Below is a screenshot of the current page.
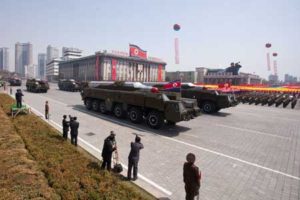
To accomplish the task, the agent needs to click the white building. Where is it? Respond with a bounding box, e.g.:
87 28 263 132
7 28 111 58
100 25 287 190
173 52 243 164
62 47 82 61
46 58 61 81
0 47 9 71
25 64 37 79
47 45 59 63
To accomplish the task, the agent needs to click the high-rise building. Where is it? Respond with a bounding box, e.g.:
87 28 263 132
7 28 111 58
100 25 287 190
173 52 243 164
0 47 9 71
38 53 47 79
15 42 33 76
284 74 297 83
46 45 59 64
62 47 82 61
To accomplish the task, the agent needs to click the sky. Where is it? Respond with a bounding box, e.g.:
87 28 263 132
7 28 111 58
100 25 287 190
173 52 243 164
0 0 299 80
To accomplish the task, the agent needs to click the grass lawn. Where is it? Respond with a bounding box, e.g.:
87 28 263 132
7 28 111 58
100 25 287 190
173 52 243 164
0 93 156 200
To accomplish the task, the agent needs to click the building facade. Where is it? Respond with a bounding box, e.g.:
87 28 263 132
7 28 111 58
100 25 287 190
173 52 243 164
25 64 37 79
284 74 297 83
15 42 33 76
165 71 198 82
59 52 166 82
38 53 47 79
46 58 61 81
0 47 9 71
62 47 82 61
46 45 59 64
268 74 279 84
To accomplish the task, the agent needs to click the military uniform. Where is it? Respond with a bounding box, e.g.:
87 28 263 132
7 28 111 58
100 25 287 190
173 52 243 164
127 138 144 180
70 118 79 146
183 162 201 200
45 102 49 119
15 90 24 108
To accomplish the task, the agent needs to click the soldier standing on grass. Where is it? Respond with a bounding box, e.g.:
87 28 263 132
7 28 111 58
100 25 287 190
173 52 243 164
101 131 116 171
15 89 24 108
45 101 49 119
62 115 70 139
70 116 79 146
127 135 144 181
183 153 201 200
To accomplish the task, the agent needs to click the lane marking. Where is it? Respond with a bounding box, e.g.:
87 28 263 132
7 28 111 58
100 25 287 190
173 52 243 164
215 124 289 140
27 94 300 181
29 105 172 196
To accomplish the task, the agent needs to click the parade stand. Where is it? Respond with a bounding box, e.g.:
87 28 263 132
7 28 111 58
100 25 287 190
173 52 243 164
11 104 30 118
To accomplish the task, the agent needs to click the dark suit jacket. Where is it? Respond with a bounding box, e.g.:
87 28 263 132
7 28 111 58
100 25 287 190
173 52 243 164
70 120 79 136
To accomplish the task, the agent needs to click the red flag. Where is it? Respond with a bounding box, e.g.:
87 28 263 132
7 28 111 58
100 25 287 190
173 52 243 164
129 44 147 59
163 80 181 92
112 59 117 80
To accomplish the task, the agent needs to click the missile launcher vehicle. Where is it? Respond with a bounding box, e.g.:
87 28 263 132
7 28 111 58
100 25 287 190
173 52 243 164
81 81 200 129
58 79 80 92
26 79 49 93
9 78 22 86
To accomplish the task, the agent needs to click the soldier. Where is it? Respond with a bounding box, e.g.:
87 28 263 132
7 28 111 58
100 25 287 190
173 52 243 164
127 135 144 181
70 116 79 146
45 101 49 119
15 89 24 108
183 153 201 200
62 115 70 139
101 131 117 171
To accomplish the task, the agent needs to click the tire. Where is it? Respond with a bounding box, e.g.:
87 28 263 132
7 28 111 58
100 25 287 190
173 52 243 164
92 100 99 111
113 104 124 118
85 99 92 110
99 101 107 114
202 101 216 113
129 107 143 123
147 111 163 129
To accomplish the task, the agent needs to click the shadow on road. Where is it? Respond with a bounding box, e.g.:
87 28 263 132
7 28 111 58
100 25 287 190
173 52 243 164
209 111 231 117
71 104 191 137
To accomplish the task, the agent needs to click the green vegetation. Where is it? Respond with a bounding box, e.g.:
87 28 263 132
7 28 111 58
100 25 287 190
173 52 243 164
0 94 156 200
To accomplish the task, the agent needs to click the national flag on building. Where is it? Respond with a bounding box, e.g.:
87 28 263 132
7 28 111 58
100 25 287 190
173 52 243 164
129 44 147 59
163 80 181 92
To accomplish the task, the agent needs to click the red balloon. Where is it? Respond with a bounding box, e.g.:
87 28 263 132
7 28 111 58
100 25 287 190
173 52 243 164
173 24 180 31
265 43 271 48
273 53 278 57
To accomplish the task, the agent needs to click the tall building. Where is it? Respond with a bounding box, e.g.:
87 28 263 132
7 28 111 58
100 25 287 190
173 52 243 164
46 45 59 64
15 42 33 76
62 47 82 61
0 47 10 71
284 74 297 83
25 64 37 78
38 53 47 79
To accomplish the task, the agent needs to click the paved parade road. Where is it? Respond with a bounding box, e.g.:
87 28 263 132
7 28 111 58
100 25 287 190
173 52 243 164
8 83 300 200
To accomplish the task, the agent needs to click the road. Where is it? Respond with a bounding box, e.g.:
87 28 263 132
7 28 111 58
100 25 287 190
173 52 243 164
7 83 300 200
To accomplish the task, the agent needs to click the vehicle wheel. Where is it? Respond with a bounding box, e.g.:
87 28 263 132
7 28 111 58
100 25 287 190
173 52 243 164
85 99 92 110
92 100 99 111
129 107 143 123
202 101 216 113
147 111 163 129
99 101 107 114
113 104 124 118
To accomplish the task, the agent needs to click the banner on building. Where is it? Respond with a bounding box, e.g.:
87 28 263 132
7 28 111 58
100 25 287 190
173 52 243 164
95 55 100 80
158 64 163 81
129 44 147 59
112 59 117 81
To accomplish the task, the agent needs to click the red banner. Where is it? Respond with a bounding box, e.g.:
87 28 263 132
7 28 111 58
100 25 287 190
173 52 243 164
157 65 162 81
129 44 147 59
95 55 100 80
112 59 117 81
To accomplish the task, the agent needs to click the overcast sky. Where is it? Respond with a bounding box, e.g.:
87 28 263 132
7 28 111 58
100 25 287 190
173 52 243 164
1 0 299 80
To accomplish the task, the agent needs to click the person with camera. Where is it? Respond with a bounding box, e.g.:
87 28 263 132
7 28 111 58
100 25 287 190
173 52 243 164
127 134 144 181
101 131 117 171
62 115 70 139
70 116 79 146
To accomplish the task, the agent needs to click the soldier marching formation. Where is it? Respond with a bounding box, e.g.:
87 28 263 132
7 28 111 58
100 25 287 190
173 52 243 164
236 91 299 109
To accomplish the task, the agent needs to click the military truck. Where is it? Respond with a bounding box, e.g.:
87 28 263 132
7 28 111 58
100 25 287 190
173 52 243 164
58 79 80 92
9 78 22 86
26 79 49 93
144 82 237 113
81 81 200 129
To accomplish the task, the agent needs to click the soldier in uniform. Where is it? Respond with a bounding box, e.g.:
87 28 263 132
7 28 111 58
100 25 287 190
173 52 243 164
101 131 117 171
62 115 70 139
183 153 201 200
45 101 49 119
127 135 144 181
70 116 79 146
15 89 24 108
